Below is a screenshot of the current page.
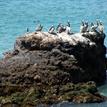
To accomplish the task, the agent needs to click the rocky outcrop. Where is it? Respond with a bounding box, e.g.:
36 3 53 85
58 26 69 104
0 82 105 107
0 31 106 106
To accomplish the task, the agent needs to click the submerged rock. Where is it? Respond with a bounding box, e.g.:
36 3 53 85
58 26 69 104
0 31 106 106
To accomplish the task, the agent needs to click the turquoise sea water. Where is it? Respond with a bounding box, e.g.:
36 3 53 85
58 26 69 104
0 0 107 106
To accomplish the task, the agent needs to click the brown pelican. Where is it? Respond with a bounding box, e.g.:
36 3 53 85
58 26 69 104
98 21 104 34
56 23 62 33
90 22 98 32
84 21 89 32
57 23 65 33
80 21 85 33
48 25 55 34
35 24 43 32
66 21 71 34
26 28 29 32
67 20 70 27
80 21 88 33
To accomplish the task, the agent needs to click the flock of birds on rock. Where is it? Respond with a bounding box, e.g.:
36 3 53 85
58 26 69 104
35 21 72 35
27 20 104 35
80 20 104 34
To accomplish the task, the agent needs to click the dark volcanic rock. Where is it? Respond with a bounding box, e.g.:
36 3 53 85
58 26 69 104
0 31 106 106
0 32 106 85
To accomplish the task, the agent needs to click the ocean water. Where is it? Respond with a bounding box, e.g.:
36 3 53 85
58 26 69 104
0 0 107 106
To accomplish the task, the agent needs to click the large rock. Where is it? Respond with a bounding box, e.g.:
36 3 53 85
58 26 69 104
0 31 106 106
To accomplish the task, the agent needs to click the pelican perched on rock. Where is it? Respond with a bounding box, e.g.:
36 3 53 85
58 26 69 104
56 23 65 33
80 21 85 33
67 20 70 27
96 20 99 27
48 25 55 34
56 23 62 33
90 22 98 32
80 21 88 33
35 24 43 32
26 28 29 33
98 21 104 34
89 22 99 35
65 21 71 34
84 21 89 32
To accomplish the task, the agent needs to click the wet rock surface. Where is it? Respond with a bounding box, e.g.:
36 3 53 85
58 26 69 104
0 31 106 106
